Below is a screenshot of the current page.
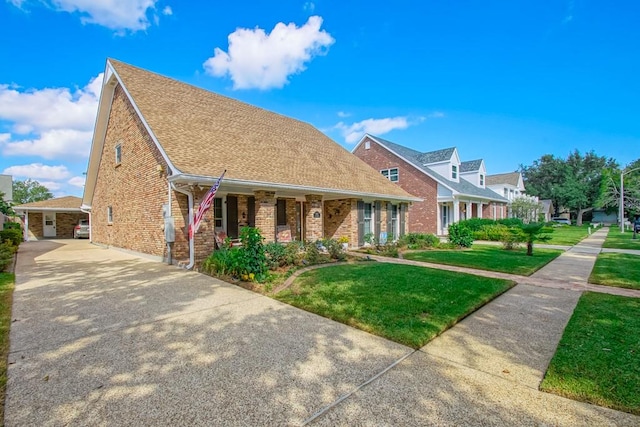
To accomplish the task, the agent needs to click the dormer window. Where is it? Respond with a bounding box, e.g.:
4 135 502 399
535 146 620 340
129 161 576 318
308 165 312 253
480 174 484 186
451 165 458 180
381 168 399 182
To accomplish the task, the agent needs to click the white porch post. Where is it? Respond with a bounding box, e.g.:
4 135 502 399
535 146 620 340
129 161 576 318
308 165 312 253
453 200 460 224
436 203 442 235
24 212 29 242
477 202 483 219
465 202 472 220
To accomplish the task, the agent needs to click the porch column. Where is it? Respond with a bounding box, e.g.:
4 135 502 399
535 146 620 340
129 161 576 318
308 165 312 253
436 203 442 235
254 190 276 242
453 200 460 224
477 202 483 219
305 194 323 241
24 212 29 242
465 202 472 220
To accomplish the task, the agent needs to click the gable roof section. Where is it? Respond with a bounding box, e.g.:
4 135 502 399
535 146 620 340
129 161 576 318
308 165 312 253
417 147 455 165
486 172 521 187
460 159 483 173
14 196 82 211
362 135 507 202
87 59 415 203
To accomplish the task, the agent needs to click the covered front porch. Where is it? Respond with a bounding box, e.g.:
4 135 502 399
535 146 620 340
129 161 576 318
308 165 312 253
437 198 507 235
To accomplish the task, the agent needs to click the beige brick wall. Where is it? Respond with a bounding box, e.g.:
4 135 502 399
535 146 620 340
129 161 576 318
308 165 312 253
58 212 88 238
305 194 323 241
26 212 43 240
254 191 276 242
90 84 174 259
323 199 353 244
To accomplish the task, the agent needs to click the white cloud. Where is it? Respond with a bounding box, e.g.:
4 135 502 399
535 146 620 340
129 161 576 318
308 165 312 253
3 163 71 180
203 15 334 90
303 2 315 13
337 111 351 118
2 129 94 159
0 74 101 160
38 180 62 191
336 117 416 144
162 5 172 15
68 176 86 187
428 111 445 118
8 1 168 33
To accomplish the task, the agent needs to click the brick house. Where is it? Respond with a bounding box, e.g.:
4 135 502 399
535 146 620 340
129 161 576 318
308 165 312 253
81 59 418 268
13 196 89 241
353 135 509 235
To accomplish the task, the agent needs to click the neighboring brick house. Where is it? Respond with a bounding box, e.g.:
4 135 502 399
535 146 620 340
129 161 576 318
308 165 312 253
353 135 509 235
13 196 89 241
82 59 419 268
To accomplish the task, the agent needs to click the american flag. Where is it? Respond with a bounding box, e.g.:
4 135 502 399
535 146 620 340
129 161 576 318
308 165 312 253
189 170 226 238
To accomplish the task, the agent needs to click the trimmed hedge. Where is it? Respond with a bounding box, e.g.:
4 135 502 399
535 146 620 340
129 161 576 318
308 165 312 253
0 229 21 247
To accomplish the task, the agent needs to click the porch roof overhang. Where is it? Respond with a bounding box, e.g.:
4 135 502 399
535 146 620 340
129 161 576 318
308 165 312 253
14 207 83 214
169 174 422 204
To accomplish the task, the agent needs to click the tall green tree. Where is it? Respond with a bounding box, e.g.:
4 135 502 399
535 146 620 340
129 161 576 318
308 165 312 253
598 158 640 221
521 150 617 225
12 179 53 205
0 191 14 216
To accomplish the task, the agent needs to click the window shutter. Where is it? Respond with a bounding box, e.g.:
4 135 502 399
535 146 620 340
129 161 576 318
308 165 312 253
399 204 406 237
386 202 393 241
357 201 365 246
374 201 382 242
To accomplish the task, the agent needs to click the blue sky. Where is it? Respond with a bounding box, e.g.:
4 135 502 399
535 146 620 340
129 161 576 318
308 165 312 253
1 0 639 197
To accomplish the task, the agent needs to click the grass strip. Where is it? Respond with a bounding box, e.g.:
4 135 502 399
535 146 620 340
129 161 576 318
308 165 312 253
275 263 514 348
602 228 640 250
403 244 562 276
589 252 640 290
0 273 15 424
541 292 640 415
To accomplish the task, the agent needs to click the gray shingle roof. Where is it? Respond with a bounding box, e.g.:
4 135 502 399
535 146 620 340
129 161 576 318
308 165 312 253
367 135 508 202
460 159 483 173
418 147 455 164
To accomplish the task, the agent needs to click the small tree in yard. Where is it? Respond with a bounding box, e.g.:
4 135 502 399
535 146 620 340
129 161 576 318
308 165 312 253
509 197 543 224
520 223 552 256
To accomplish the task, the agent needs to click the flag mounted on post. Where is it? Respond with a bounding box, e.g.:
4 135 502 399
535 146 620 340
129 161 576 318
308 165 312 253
189 170 226 238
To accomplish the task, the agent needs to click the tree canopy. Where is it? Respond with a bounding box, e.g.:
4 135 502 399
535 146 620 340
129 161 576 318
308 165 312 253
598 158 640 221
0 191 14 216
520 150 617 225
12 179 53 205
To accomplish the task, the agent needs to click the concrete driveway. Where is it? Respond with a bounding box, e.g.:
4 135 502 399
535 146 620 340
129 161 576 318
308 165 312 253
5 240 411 426
5 240 639 426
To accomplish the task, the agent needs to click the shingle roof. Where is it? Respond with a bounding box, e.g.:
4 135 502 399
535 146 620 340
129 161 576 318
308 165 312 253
417 147 455 164
486 172 521 187
14 196 82 210
109 60 414 200
368 135 508 201
460 159 483 173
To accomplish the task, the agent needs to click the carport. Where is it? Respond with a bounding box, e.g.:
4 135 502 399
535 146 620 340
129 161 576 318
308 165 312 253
13 196 89 241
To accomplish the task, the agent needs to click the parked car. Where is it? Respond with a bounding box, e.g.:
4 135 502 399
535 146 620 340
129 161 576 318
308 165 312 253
551 217 571 225
73 219 90 239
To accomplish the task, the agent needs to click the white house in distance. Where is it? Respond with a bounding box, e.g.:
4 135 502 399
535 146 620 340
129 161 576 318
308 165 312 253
486 172 526 201
0 174 12 229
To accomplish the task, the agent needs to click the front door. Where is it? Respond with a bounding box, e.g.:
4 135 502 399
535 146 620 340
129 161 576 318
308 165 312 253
43 213 56 237
227 196 238 239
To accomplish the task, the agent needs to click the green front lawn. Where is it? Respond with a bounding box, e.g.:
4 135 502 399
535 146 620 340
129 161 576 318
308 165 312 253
403 244 562 276
544 225 591 246
589 252 640 290
275 263 514 348
541 292 640 415
0 273 15 423
603 228 640 250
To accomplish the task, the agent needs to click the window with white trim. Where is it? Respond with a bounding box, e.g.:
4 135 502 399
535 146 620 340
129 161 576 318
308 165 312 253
380 168 399 182
451 165 458 179
363 203 373 236
213 198 223 228
107 206 113 224
480 174 484 186
115 143 122 165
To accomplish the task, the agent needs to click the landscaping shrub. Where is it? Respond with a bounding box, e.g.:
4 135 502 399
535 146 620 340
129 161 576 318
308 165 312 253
458 218 498 232
448 223 474 248
2 222 20 231
502 227 525 250
238 227 268 281
474 224 511 241
264 242 287 269
0 229 21 247
0 242 17 272
399 232 440 249
304 241 322 264
320 238 346 261
202 245 241 276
